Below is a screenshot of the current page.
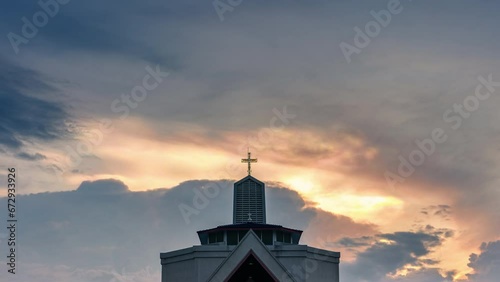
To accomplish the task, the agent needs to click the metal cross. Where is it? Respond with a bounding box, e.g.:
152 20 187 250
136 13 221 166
241 150 258 176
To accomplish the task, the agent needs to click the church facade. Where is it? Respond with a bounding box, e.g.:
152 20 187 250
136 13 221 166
160 153 340 281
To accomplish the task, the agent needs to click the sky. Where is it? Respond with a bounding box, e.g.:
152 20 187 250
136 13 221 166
0 0 499 281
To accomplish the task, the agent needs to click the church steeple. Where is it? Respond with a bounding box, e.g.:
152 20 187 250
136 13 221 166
233 151 266 224
196 152 304 245
163 152 340 282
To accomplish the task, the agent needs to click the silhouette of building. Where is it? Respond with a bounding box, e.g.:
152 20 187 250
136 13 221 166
160 152 340 281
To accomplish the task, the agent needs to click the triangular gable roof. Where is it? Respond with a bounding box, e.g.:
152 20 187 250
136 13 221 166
234 175 265 186
207 230 296 282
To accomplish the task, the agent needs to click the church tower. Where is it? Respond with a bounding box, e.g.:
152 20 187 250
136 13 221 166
233 151 266 224
160 152 340 282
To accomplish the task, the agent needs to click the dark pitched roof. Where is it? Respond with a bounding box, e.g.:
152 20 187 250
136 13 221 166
197 222 302 234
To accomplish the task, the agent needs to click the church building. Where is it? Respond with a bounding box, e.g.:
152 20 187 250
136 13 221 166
160 152 340 281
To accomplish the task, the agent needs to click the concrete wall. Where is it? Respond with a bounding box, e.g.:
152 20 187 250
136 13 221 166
161 244 340 282
271 245 340 282
195 257 228 282
161 246 231 282
162 259 196 282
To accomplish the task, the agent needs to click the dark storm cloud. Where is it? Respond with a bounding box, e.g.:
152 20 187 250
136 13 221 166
0 178 374 281
336 236 373 248
340 230 455 282
0 58 71 150
0 0 196 67
36 14 178 68
465 241 500 282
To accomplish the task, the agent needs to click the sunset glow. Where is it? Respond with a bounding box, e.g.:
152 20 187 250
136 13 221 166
1 1 499 281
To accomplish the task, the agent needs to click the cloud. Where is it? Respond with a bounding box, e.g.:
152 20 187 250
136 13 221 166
9 177 473 282
421 205 452 219
390 268 454 282
340 229 454 282
0 262 159 282
76 179 130 194
336 236 373 248
0 178 375 281
0 57 72 150
0 1 499 280
466 241 500 282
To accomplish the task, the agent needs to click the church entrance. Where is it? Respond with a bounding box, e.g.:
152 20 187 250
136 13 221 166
226 253 277 282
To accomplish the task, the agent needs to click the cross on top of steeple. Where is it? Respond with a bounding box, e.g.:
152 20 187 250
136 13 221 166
241 150 258 176
234 151 265 224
